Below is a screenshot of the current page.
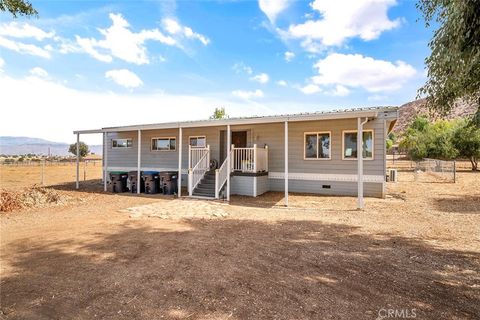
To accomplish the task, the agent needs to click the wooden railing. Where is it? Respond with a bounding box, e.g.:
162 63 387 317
188 145 210 196
231 144 268 173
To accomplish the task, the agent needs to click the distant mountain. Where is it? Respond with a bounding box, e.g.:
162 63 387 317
393 98 478 134
0 136 102 156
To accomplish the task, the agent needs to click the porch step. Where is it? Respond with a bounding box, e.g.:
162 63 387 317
191 170 216 198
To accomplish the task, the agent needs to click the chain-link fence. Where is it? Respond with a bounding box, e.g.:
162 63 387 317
0 160 103 188
414 158 456 183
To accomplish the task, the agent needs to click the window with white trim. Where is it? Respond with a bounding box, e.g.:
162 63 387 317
343 130 374 159
304 132 331 159
112 138 132 148
151 137 176 151
189 136 206 148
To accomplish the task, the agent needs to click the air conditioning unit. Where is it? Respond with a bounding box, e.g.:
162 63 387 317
388 169 398 182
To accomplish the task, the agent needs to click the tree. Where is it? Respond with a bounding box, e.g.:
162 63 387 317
386 132 396 151
210 107 228 120
452 119 480 170
416 0 480 118
400 116 457 160
69 142 90 158
0 0 38 17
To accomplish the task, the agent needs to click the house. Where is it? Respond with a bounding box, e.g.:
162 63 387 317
73 106 398 208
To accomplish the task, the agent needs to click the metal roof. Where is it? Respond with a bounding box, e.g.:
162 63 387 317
74 106 398 134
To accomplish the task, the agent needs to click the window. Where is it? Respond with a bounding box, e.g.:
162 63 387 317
304 132 331 160
151 137 176 151
112 138 132 148
343 130 374 160
189 136 206 148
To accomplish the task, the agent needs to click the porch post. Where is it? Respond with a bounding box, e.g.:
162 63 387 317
265 145 269 172
226 124 231 201
188 145 192 196
253 144 257 173
104 132 108 192
178 127 182 197
75 133 80 189
284 121 288 207
357 117 364 209
137 130 141 194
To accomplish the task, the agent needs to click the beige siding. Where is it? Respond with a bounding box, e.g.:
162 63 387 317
269 179 383 197
256 176 269 196
231 176 254 196
104 115 388 198
237 117 385 176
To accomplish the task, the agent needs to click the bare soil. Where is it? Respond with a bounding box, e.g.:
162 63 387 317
0 167 479 320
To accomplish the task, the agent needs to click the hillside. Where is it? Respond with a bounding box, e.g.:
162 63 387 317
393 98 478 134
0 136 102 156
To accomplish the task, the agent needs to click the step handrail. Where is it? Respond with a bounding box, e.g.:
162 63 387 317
215 149 232 199
188 145 210 196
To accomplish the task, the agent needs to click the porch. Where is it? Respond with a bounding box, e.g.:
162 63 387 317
188 144 269 199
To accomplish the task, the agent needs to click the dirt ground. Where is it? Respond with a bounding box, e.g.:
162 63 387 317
0 165 479 319
0 162 102 189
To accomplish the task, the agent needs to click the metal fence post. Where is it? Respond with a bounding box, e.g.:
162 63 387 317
453 160 456 183
41 159 45 185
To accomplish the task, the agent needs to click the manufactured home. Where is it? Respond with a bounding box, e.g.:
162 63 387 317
74 107 398 207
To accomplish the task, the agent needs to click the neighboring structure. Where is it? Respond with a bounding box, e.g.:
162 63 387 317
74 107 398 208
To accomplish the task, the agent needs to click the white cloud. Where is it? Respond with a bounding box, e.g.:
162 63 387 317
311 53 416 92
105 69 143 88
368 94 388 101
0 22 55 58
0 57 4 71
29 67 49 78
163 18 210 45
332 85 350 96
259 0 290 24
0 74 280 145
276 80 287 86
75 13 177 65
232 62 253 75
232 89 264 99
284 51 295 62
0 22 55 40
250 73 270 84
0 36 51 58
300 84 321 94
286 0 400 50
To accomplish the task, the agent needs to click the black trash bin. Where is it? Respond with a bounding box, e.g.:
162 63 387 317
108 171 128 193
128 171 144 193
142 171 160 194
159 171 178 195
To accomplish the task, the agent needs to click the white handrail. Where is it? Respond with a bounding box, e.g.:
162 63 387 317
215 149 232 198
188 145 210 195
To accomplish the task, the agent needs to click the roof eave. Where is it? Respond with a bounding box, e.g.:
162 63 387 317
100 109 386 133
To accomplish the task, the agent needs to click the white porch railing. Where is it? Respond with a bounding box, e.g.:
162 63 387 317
215 149 232 199
189 146 210 170
231 144 268 173
188 145 210 196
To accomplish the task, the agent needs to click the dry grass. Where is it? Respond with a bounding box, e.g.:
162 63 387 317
0 163 102 189
0 187 71 212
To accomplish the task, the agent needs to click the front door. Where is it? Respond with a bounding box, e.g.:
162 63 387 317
232 131 247 148
219 130 248 163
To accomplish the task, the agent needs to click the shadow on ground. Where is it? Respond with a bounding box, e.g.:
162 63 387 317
433 195 480 214
1 219 479 320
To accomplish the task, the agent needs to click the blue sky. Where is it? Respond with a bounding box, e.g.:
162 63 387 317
0 0 433 144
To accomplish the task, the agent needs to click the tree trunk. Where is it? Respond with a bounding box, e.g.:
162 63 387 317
470 156 478 171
